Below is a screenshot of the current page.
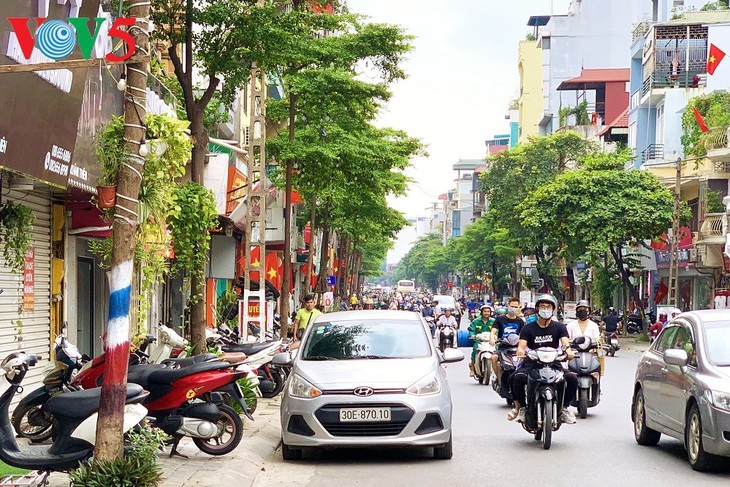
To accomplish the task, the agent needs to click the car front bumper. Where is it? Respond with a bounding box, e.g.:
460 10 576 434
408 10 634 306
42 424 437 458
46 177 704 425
702 402 730 457
281 391 452 448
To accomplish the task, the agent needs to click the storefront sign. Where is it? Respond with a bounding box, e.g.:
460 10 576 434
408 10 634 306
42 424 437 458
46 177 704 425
23 248 34 311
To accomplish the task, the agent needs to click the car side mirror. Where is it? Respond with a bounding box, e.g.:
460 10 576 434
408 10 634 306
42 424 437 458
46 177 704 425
272 352 294 367
664 348 689 367
440 348 464 363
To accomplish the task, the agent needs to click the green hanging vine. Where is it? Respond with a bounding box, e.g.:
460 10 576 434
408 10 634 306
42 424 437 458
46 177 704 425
0 201 35 272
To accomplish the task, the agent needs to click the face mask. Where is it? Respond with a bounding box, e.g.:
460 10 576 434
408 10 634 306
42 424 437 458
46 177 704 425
576 310 589 320
508 307 518 315
538 309 553 320
525 314 538 325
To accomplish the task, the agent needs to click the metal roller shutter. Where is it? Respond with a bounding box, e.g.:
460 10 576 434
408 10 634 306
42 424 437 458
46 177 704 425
0 189 52 394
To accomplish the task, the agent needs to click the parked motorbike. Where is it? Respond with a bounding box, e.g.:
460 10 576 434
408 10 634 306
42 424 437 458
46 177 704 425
568 336 601 419
0 352 147 471
491 334 520 404
123 360 251 456
12 332 89 443
221 340 286 399
602 331 620 357
520 347 569 450
438 323 455 353
472 332 493 385
625 313 643 334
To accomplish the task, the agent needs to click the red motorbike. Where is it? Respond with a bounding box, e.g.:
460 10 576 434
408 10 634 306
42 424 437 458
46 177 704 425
74 357 252 456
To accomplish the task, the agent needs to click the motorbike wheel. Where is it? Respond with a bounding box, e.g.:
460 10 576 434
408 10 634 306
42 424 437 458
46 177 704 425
260 369 286 399
608 347 616 357
439 341 446 353
192 404 243 456
481 359 490 386
578 389 588 419
12 403 53 443
541 398 553 450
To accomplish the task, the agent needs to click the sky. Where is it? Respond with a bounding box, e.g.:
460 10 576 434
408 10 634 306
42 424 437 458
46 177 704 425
346 0 572 264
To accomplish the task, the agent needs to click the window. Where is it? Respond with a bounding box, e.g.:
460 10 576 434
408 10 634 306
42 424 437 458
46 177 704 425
669 325 696 367
653 326 679 354
703 321 730 366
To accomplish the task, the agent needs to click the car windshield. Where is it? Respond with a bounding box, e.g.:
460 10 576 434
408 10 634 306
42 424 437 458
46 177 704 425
703 321 730 366
301 320 431 360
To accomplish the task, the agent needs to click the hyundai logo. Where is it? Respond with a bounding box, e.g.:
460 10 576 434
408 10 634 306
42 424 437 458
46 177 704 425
353 386 374 397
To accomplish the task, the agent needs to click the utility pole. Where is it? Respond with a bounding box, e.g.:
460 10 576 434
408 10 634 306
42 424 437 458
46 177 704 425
94 3 150 460
668 157 682 309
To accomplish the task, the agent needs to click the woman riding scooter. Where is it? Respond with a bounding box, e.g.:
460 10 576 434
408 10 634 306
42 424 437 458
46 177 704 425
468 305 495 378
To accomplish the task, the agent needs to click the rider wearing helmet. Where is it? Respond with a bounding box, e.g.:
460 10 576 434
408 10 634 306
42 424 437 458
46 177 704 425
566 300 601 341
508 294 578 424
490 297 525 387
649 312 667 340
468 305 495 378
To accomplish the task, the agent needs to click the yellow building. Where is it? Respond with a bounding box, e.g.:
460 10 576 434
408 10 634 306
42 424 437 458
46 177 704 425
517 40 543 143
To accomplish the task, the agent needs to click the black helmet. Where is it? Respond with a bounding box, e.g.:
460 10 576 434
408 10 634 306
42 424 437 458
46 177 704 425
535 293 558 310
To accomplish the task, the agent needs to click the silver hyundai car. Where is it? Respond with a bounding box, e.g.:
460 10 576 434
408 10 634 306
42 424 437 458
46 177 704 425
278 310 463 460
632 309 730 470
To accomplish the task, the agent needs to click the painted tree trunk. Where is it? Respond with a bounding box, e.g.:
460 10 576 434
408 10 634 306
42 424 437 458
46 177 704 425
315 211 330 296
94 5 149 460
189 125 208 355
305 194 316 294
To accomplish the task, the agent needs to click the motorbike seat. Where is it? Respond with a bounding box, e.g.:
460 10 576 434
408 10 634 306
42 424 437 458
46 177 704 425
160 353 219 368
221 341 275 355
44 384 145 419
145 360 232 385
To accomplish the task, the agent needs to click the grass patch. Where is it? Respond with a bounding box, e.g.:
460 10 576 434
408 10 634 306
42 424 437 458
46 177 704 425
0 462 29 476
635 333 650 343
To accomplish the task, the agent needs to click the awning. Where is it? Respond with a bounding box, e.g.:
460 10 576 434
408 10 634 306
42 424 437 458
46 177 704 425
557 68 630 91
597 107 630 137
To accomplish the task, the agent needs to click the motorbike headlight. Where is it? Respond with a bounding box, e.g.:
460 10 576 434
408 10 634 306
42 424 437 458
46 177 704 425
536 349 558 363
406 372 441 396
707 390 730 411
288 373 322 398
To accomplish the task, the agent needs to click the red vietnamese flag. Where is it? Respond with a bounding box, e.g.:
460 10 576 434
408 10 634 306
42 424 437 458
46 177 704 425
266 252 281 290
309 1 334 13
707 43 726 75
654 282 669 304
249 246 262 281
692 106 709 133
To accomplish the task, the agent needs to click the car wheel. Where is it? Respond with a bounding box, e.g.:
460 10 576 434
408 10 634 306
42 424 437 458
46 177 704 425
686 403 717 471
633 388 660 446
281 437 302 461
433 434 452 460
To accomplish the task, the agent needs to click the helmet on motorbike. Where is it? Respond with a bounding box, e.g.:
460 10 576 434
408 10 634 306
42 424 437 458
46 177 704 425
535 294 558 311
576 299 590 311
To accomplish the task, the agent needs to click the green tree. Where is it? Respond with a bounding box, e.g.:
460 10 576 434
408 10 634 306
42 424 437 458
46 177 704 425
520 150 675 320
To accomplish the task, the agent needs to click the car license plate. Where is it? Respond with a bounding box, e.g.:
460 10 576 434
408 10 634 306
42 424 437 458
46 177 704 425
339 407 391 422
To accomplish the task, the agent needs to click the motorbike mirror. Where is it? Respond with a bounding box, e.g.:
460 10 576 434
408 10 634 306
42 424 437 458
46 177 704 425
664 348 689 367
272 352 293 367
440 348 464 363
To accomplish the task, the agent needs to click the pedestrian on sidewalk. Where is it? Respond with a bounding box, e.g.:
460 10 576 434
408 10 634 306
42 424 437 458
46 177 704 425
292 294 322 342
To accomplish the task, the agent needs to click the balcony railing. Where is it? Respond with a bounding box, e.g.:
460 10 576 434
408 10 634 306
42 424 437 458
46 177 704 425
705 127 730 152
699 213 727 244
642 143 664 163
631 21 652 44
641 70 705 96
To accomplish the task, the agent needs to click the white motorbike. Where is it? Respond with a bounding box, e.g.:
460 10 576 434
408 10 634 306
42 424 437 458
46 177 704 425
438 324 455 353
472 332 494 385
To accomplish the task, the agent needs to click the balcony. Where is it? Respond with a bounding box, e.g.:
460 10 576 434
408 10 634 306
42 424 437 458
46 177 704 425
698 213 727 246
705 126 730 163
642 143 664 164
631 21 652 45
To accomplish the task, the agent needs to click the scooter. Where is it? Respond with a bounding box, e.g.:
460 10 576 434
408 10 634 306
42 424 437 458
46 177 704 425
472 332 493 385
568 336 601 419
424 315 436 338
491 334 520 405
12 333 88 442
438 324 455 353
0 352 147 471
625 313 643 334
221 340 285 398
602 331 620 357
520 347 569 450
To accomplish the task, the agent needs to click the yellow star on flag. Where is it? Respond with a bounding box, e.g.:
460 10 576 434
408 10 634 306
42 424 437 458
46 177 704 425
710 55 716 63
267 267 278 279
251 259 260 267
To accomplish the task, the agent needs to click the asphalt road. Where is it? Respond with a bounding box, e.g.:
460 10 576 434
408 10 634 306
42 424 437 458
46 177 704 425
254 339 730 487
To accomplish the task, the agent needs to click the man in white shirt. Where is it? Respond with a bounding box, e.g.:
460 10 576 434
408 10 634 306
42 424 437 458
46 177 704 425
437 308 459 348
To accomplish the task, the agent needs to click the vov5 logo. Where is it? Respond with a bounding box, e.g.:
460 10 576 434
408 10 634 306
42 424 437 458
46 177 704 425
7 17 136 62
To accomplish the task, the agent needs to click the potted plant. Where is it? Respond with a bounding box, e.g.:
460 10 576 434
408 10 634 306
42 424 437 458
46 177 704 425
95 117 126 209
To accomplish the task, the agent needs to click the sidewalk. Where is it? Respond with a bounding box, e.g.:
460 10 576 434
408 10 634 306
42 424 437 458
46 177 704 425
45 397 282 487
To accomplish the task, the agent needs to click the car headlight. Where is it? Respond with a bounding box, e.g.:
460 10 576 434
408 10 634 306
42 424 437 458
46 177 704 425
406 372 441 396
707 390 730 411
288 373 322 398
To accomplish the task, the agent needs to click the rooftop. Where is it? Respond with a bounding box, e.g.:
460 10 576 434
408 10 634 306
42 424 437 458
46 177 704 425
597 107 629 137
452 159 485 171
557 68 630 91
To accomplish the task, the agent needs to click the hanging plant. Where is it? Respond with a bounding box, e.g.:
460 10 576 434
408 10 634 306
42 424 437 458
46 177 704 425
168 182 219 297
0 201 35 272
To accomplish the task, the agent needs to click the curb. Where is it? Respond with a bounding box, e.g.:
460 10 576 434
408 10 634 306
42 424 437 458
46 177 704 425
45 397 282 487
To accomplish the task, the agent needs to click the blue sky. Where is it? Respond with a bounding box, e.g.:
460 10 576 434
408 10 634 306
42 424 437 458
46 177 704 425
346 0 572 263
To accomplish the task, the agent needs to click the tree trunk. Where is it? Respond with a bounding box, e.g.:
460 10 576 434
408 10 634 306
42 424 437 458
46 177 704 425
280 92 297 338
351 250 361 299
94 5 149 460
610 243 646 331
305 194 316 294
336 235 348 300
315 209 330 296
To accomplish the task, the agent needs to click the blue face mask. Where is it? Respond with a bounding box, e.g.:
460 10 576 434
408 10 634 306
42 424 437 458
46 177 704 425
525 314 538 325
